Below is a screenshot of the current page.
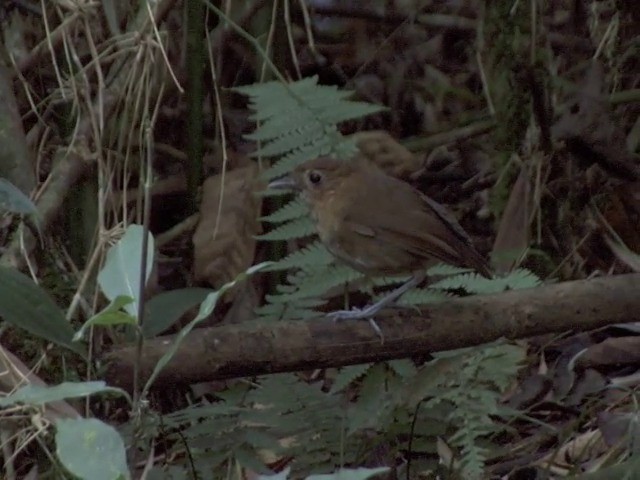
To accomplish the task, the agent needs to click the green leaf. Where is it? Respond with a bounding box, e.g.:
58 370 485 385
97 224 154 319
56 418 130 480
0 381 130 407
143 287 212 338
142 262 273 396
0 177 38 215
330 364 372 394
306 467 390 480
387 359 418 378
0 266 84 355
234 76 384 180
73 296 136 341
256 467 290 479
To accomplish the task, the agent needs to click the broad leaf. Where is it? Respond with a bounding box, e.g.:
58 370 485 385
0 266 84 355
56 418 130 480
142 262 272 395
73 296 136 341
143 287 212 338
0 381 129 407
0 177 37 215
97 224 154 319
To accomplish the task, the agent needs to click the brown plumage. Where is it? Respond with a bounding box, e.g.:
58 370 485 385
272 155 490 277
269 155 491 322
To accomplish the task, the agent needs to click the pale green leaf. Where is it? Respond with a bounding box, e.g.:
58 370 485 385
97 224 154 318
306 467 390 480
56 418 130 480
73 296 135 341
0 177 37 215
0 381 129 407
142 262 272 395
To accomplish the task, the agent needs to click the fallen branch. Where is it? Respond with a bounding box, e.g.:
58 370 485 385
104 274 640 391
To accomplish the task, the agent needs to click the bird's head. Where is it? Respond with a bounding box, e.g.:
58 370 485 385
268 156 358 205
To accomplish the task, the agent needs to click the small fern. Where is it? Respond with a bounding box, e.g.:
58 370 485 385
255 216 315 241
255 296 325 321
429 268 542 294
330 363 374 394
233 76 384 180
260 198 308 223
264 265 364 306
263 240 334 272
405 343 526 478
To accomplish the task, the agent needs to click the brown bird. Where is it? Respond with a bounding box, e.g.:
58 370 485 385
269 154 491 322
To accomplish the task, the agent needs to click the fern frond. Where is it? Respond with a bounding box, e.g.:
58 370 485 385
264 240 333 272
234 76 384 179
260 198 308 223
347 363 393 432
330 364 374 394
256 216 315 240
263 137 353 180
387 359 418 378
427 263 475 276
252 124 331 158
430 268 541 294
398 288 451 306
287 264 364 301
255 297 325 321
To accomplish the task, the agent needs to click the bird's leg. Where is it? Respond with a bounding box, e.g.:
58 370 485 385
328 272 424 322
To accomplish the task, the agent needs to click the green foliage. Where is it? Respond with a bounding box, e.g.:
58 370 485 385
163 373 352 476
415 344 526 479
233 76 384 180
97 224 154 318
56 418 130 480
256 216 316 240
157 342 524 478
1 382 131 480
263 240 334 272
143 287 212 338
0 381 129 408
0 266 85 355
0 177 38 216
428 267 542 294
260 198 309 223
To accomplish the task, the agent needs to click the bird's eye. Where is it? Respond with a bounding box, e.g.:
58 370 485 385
307 170 323 186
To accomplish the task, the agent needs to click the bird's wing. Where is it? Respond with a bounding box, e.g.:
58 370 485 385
344 174 490 276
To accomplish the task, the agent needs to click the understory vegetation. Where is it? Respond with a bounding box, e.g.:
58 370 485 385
1 1 639 479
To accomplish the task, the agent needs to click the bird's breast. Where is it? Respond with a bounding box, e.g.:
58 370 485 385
309 189 345 244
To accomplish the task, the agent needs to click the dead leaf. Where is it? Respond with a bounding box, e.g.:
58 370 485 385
575 336 640 370
350 130 421 178
491 156 534 273
192 162 263 290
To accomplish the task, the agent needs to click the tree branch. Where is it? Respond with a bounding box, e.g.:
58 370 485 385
104 274 640 391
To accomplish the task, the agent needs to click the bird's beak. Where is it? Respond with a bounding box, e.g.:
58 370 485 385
268 175 298 191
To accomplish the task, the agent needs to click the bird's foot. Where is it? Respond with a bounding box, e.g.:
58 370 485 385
327 306 377 321
328 307 384 342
